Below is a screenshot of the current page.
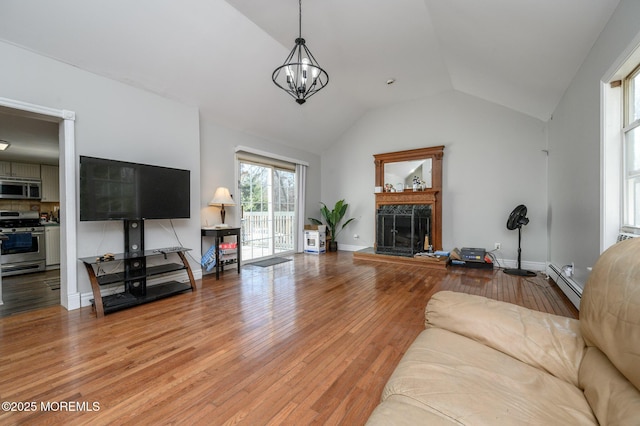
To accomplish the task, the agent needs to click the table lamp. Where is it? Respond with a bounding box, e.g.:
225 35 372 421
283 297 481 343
209 187 235 224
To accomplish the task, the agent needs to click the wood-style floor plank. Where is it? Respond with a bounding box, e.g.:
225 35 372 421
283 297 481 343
0 252 577 425
0 269 61 317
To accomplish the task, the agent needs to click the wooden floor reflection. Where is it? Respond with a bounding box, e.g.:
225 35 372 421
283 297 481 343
0 269 60 317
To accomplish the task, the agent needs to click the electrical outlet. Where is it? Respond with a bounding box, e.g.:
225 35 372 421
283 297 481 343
562 263 574 277
494 242 501 250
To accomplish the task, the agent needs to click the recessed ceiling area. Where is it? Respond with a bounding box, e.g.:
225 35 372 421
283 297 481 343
0 109 59 165
0 0 620 154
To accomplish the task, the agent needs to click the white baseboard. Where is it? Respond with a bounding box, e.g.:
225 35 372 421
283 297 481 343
493 258 547 272
64 292 82 310
547 263 582 310
337 243 368 252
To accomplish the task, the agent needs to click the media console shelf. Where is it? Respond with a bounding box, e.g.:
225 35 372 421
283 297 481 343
80 220 196 317
81 247 196 317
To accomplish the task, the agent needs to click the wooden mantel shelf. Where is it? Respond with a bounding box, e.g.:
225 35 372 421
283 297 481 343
375 189 438 204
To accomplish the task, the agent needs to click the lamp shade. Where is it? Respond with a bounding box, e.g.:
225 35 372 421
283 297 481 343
209 187 235 206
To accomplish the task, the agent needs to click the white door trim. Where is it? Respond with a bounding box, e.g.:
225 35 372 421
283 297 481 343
0 96 79 311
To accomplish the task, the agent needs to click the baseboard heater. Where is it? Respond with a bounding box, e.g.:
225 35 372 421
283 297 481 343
547 232 640 310
548 263 582 309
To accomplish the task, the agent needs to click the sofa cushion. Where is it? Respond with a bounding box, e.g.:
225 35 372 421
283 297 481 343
425 290 585 386
379 327 596 425
580 237 640 390
366 395 460 425
579 346 640 424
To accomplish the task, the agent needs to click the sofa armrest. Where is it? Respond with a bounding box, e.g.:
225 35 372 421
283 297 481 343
425 290 585 386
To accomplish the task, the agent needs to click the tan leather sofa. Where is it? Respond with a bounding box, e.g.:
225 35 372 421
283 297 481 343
367 237 640 425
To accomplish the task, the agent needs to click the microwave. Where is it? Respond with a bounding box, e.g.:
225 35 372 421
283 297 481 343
0 179 42 200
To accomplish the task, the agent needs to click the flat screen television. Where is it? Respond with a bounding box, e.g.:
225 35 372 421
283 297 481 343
80 156 190 221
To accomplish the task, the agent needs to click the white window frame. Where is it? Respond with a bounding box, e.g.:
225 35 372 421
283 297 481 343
622 64 640 229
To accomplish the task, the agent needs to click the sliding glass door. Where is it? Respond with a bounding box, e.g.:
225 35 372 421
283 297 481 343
239 160 296 262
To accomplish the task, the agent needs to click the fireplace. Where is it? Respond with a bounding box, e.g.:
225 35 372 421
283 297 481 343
376 205 431 256
373 146 444 252
354 145 444 266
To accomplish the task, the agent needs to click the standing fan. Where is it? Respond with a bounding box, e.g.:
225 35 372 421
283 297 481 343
504 205 536 277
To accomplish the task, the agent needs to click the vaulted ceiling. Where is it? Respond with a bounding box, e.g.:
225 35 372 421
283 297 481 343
0 0 620 154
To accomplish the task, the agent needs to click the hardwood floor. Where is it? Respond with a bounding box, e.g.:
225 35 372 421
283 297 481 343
0 252 577 425
0 270 61 317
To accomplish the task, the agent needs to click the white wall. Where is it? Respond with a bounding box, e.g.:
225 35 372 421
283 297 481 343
548 0 640 286
0 41 201 300
322 90 548 268
199 119 321 234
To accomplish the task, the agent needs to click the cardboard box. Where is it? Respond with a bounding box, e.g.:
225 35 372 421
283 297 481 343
303 230 326 254
304 224 327 233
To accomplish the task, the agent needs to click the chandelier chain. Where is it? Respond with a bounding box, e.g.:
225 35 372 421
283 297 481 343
298 0 302 39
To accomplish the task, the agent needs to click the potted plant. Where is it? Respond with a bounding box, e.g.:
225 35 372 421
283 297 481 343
308 199 355 252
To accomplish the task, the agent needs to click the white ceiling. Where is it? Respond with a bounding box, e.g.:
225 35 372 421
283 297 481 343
0 0 620 155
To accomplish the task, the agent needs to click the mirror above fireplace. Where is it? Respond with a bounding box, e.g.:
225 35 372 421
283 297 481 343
384 158 432 190
374 145 443 190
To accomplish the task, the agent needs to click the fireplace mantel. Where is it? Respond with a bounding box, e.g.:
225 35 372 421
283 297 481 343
375 190 438 205
373 146 444 251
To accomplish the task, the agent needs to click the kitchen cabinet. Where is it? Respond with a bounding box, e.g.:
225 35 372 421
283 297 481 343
12 162 41 178
0 161 41 178
40 165 60 202
45 225 61 267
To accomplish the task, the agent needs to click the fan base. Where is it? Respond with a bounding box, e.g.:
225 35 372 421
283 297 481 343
504 268 537 277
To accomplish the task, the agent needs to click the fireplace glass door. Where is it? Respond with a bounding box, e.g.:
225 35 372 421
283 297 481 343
376 205 431 256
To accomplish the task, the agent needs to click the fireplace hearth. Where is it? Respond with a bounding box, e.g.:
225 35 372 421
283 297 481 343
376 205 431 256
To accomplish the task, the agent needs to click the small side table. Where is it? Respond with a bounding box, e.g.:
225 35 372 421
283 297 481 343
201 227 241 280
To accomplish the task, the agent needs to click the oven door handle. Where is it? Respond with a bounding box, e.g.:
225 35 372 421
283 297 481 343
18 231 44 236
2 230 45 237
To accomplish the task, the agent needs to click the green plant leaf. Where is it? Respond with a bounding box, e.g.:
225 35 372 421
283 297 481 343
308 199 355 241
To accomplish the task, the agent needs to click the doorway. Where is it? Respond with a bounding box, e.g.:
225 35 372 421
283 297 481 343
0 97 78 315
239 159 296 262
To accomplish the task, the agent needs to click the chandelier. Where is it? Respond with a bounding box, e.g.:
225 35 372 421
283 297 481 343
272 0 329 105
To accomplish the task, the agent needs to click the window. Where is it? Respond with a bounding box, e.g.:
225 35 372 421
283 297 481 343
237 155 297 261
623 64 640 228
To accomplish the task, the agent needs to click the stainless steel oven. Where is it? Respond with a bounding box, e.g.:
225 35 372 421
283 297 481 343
0 211 45 276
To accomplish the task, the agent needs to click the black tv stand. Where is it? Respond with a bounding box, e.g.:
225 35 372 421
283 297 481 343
80 220 196 317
